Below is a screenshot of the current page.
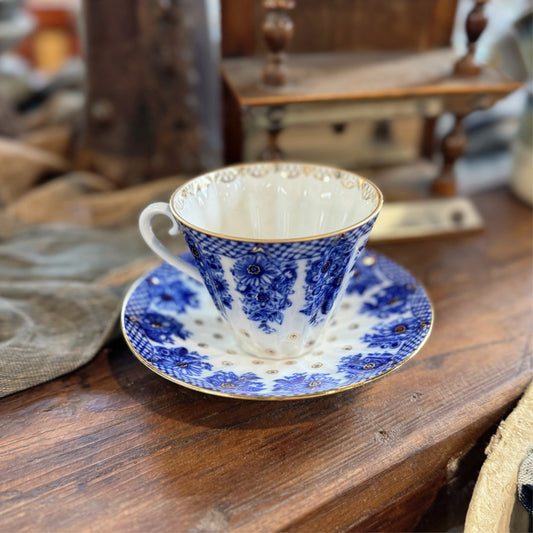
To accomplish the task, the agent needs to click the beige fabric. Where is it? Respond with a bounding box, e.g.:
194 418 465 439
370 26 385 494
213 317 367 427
464 380 533 533
0 280 119 395
0 215 188 398
0 137 69 204
0 133 190 397
5 171 185 227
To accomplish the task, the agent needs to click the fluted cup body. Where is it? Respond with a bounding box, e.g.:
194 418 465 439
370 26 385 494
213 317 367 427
140 162 383 359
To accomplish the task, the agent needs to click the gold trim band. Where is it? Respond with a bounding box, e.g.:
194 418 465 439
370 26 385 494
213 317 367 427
169 162 384 244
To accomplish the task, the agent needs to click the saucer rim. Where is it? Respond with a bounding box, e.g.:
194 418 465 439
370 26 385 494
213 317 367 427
120 255 434 401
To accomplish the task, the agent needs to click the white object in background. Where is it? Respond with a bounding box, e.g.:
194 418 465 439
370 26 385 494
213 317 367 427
370 197 485 242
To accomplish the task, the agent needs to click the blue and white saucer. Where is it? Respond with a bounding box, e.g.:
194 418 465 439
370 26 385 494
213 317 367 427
121 251 433 400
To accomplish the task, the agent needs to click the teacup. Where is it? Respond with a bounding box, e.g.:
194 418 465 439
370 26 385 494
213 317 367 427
139 162 383 359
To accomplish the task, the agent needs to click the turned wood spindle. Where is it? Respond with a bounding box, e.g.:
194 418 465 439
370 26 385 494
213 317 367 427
259 105 286 160
262 0 295 87
432 115 467 196
454 0 489 76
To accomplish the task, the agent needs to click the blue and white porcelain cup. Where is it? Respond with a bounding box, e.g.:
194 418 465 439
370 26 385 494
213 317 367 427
139 162 383 359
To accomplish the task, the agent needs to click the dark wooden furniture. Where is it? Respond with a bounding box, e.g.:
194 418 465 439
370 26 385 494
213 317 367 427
1 188 532 532
221 0 522 196
80 0 214 186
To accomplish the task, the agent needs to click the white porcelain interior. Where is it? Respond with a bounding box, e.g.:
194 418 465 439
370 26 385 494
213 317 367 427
171 163 382 240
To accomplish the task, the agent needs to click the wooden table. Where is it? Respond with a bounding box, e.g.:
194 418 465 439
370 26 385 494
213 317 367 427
1 188 532 532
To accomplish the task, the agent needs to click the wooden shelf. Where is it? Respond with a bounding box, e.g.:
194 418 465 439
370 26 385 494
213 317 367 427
222 48 522 107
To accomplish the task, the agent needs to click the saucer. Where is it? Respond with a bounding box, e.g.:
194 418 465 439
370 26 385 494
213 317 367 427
121 251 433 400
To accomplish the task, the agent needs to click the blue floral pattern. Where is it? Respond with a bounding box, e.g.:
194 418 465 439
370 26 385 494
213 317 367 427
231 250 297 333
178 215 377 336
134 311 191 342
360 284 416 318
180 225 233 317
300 222 372 326
273 372 341 394
206 371 266 393
122 250 433 399
146 274 199 313
337 352 396 378
361 317 422 350
346 259 381 296
147 346 213 377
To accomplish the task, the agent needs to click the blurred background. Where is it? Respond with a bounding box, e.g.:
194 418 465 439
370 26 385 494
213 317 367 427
0 0 530 224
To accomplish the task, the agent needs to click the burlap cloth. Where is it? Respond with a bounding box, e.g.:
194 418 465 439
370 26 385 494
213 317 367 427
0 171 189 397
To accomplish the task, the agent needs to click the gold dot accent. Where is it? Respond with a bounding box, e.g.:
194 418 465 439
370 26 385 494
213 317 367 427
311 362 323 368
349 323 359 330
309 381 322 387
222 361 233 366
265 349 277 356
266 369 278 374
341 302 351 310
221 383 236 388
198 342 208 348
363 363 375 370
217 317 223 323
420 320 430 331
285 360 297 365
362 255 377 266
343 345 352 351
327 336 337 342
288 334 299 341
240 329 250 338
226 349 237 355
305 340 316 347
252 359 264 365
194 319 204 325
213 333 223 339
331 320 338 327
394 325 407 334
314 350 324 356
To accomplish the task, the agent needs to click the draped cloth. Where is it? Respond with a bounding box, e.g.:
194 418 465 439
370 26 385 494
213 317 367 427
0 173 188 397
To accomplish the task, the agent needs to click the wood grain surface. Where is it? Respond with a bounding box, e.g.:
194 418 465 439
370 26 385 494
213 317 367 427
81 0 210 185
1 188 532 532
221 0 459 57
222 49 522 107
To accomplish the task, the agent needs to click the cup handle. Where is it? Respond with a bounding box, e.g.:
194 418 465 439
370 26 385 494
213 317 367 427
139 202 204 284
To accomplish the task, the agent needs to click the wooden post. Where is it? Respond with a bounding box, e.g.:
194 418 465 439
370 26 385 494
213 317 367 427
432 115 466 196
80 0 217 186
258 105 285 160
262 0 295 87
454 0 489 76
